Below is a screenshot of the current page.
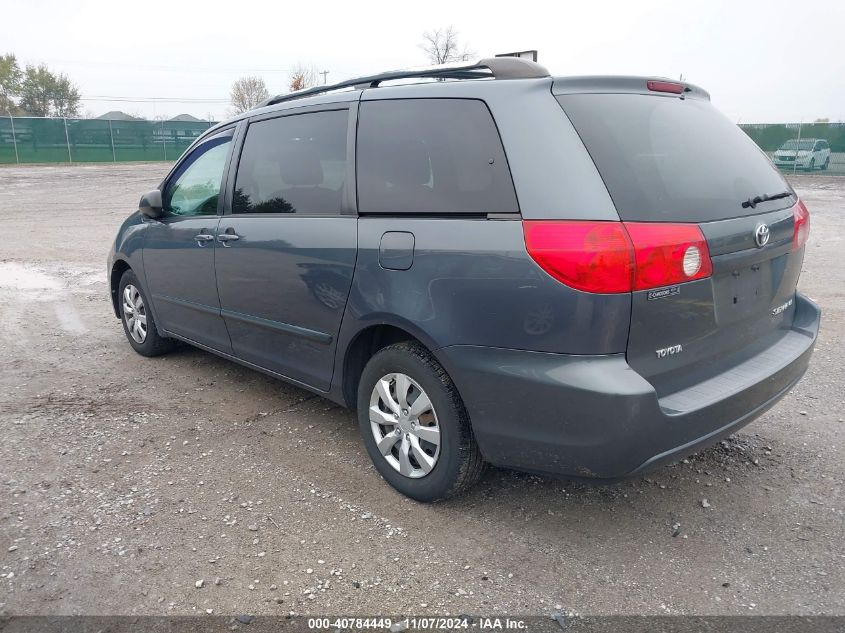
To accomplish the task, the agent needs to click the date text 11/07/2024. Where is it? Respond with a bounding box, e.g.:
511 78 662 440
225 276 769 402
306 617 529 630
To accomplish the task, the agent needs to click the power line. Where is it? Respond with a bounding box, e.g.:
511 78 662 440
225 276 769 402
15 92 229 104
39 58 340 75
80 95 229 103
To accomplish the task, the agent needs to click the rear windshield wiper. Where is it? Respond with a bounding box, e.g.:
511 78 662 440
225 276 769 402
741 190 793 209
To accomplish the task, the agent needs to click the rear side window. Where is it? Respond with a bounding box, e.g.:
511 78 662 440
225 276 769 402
233 110 347 215
357 99 518 214
558 94 792 222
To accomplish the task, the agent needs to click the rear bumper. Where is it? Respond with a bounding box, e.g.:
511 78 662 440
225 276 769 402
440 293 821 479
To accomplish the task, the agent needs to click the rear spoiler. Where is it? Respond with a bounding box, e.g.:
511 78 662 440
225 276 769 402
552 76 710 100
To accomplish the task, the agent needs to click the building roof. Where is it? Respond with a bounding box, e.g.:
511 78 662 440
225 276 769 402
95 110 138 121
168 113 202 122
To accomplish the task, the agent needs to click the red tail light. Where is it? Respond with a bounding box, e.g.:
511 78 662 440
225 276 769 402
624 222 713 290
522 221 633 293
523 221 712 294
792 200 810 251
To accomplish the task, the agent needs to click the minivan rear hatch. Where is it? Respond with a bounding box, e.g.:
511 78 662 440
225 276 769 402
555 83 807 403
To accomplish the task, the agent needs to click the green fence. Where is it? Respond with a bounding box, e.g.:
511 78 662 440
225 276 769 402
739 122 845 175
0 116 217 164
2 115 844 174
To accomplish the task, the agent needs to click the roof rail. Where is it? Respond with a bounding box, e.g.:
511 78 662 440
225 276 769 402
259 57 550 107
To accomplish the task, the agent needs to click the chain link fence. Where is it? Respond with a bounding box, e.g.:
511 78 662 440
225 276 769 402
2 115 844 176
739 121 845 176
0 116 216 164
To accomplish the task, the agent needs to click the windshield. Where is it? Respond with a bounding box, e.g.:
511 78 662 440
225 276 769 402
780 139 815 151
557 94 792 222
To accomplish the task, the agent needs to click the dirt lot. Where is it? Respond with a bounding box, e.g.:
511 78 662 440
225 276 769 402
0 164 842 617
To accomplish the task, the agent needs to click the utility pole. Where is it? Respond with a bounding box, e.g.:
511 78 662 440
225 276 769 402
320 70 330 85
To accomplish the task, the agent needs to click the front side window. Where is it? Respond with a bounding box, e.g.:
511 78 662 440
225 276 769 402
233 110 348 215
164 132 233 217
356 99 518 214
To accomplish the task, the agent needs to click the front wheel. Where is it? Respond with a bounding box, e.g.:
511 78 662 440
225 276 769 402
357 342 484 501
118 270 175 357
806 158 815 171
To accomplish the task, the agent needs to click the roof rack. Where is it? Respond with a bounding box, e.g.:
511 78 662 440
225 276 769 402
259 57 550 107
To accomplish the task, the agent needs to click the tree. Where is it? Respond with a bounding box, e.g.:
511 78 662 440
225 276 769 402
18 65 54 116
17 63 81 117
229 76 269 115
420 26 473 65
0 53 22 114
51 73 81 117
288 64 317 92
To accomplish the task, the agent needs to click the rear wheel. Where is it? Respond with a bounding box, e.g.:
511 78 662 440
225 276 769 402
822 156 830 171
118 270 174 357
357 342 483 501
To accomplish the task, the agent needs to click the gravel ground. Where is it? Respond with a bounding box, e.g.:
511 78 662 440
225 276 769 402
0 164 842 617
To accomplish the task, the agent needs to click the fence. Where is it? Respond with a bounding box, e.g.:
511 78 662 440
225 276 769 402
0 116 217 164
739 121 845 176
2 115 844 175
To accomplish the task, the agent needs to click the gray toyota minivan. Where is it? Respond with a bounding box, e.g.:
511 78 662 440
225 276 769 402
108 58 820 501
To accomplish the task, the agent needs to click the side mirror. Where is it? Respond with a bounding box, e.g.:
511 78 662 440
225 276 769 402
139 190 163 219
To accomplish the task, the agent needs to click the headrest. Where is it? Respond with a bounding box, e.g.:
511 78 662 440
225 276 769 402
378 139 431 187
278 143 323 186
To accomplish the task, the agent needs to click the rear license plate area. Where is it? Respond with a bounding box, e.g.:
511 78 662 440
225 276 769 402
714 264 771 324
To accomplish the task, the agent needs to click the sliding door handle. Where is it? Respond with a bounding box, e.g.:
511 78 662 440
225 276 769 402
217 227 240 247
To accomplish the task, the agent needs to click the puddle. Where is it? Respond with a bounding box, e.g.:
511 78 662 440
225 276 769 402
0 262 62 291
0 262 89 336
54 304 87 335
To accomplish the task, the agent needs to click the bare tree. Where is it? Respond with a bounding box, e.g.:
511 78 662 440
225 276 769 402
288 64 318 92
229 76 269 115
420 26 474 65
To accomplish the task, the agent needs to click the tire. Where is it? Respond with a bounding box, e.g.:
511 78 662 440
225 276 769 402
822 157 830 171
118 269 175 357
357 341 484 501
806 158 815 172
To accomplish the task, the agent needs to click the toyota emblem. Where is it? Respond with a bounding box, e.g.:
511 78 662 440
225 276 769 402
754 223 770 248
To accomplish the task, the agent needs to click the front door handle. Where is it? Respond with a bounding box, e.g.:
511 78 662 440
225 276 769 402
217 231 240 246
194 232 214 245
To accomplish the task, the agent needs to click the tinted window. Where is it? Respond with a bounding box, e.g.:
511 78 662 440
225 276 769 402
233 110 347 215
357 99 518 214
164 133 232 217
558 94 792 222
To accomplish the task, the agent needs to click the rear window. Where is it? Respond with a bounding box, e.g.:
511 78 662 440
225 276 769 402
557 94 792 222
357 99 518 215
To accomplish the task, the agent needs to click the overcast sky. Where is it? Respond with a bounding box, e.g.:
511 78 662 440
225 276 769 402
4 0 843 122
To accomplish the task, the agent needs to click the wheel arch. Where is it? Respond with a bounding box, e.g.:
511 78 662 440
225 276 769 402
110 258 132 318
340 321 445 410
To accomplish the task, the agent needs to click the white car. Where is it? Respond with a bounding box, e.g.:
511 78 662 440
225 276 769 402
773 138 831 171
